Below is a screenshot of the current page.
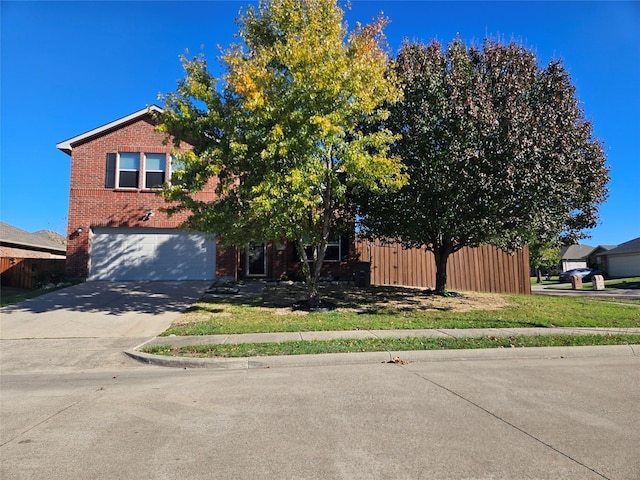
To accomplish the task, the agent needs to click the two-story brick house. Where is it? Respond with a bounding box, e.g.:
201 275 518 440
57 106 353 282
57 105 240 281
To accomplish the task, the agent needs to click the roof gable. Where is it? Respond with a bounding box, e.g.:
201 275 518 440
602 237 640 256
56 105 164 155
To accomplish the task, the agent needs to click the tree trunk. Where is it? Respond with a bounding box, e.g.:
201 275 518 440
433 244 453 295
296 238 317 306
306 170 334 308
536 268 542 283
296 237 326 308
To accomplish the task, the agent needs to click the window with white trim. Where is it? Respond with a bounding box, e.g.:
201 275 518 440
144 153 166 188
324 237 342 262
118 153 140 188
105 152 170 189
303 235 348 263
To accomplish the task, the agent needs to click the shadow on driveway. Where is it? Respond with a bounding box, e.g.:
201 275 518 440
2 281 210 315
0 281 210 339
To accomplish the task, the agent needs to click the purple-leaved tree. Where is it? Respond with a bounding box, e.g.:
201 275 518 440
358 39 609 295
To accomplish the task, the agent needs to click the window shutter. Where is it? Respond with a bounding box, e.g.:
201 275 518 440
105 153 116 188
341 234 350 261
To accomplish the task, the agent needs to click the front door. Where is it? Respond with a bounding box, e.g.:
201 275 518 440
246 242 267 276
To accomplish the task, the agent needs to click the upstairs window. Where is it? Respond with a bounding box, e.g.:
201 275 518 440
170 155 185 187
144 153 166 189
105 152 170 189
118 153 140 188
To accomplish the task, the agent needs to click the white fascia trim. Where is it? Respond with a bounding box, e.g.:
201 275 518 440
56 105 164 155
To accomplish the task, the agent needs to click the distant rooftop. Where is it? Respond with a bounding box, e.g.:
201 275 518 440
0 222 67 254
560 244 595 260
600 237 640 256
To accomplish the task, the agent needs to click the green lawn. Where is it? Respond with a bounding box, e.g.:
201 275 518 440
598 277 640 289
530 276 560 285
1 286 58 307
539 276 640 291
161 283 640 337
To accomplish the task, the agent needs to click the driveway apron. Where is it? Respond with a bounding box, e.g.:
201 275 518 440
0 281 209 339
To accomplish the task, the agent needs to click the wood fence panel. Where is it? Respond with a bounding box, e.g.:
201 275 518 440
1 257 66 289
355 239 530 295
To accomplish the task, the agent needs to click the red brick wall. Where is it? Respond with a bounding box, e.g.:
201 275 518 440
65 114 226 278
215 244 240 278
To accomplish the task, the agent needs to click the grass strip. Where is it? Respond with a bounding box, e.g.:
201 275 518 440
142 333 640 358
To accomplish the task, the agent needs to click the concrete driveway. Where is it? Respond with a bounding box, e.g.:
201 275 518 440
0 281 210 339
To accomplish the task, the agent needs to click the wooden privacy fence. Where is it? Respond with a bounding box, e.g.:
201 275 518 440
354 239 531 295
0 257 66 289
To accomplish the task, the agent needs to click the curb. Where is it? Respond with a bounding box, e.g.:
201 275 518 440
125 344 640 370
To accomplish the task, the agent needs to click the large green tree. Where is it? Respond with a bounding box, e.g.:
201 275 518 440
358 39 609 295
158 0 405 305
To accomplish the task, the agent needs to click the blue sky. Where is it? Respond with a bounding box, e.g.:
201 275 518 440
1 1 638 247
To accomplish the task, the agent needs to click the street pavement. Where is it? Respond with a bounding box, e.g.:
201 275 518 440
1 281 639 479
2 349 639 479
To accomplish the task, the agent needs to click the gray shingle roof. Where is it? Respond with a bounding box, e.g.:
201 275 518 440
594 245 617 251
560 244 595 260
602 237 640 256
0 222 67 254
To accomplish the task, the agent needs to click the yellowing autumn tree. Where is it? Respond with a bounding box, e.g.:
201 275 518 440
158 0 405 306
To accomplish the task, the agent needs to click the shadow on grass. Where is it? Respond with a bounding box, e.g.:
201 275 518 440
259 284 447 313
189 284 449 315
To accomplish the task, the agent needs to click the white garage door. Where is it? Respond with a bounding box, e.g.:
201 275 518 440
607 254 640 278
89 228 216 281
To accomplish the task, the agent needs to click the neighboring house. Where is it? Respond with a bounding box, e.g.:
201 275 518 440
0 222 66 259
586 244 617 274
559 244 595 272
593 237 640 278
1 222 67 288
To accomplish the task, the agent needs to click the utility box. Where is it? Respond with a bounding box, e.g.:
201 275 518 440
354 262 371 288
592 275 605 291
571 275 583 290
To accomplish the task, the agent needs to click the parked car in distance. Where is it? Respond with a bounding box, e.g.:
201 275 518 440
559 268 606 283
